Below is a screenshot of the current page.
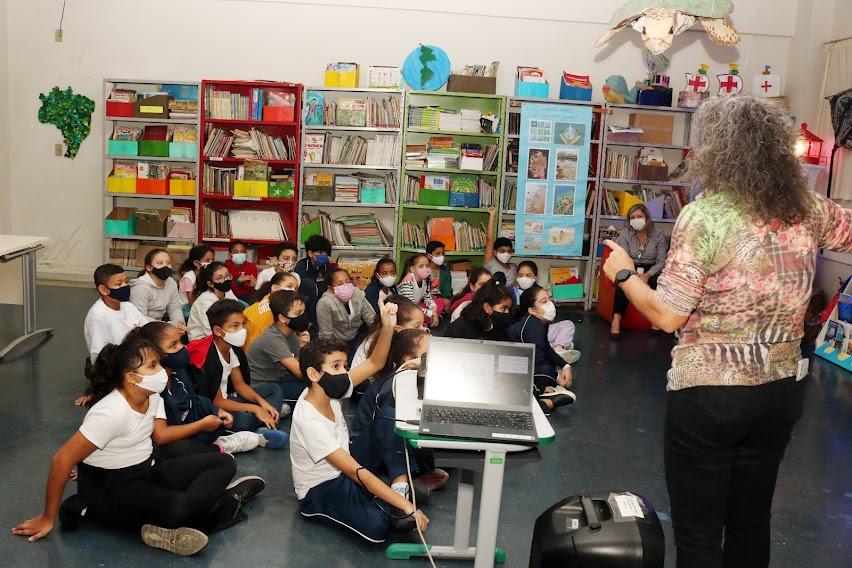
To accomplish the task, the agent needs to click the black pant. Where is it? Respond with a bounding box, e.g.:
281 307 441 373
614 273 657 315
85 452 236 533
664 377 806 568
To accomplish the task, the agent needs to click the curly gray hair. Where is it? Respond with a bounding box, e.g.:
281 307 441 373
682 95 811 225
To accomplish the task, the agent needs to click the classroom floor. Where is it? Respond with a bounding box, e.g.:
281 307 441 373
0 285 849 567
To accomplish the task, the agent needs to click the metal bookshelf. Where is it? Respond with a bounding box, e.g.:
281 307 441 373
296 87 405 261
498 97 605 306
102 78 201 269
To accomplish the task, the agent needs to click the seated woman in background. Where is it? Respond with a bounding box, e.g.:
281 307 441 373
448 267 492 322
610 203 668 340
130 248 186 333
446 282 514 341
363 257 398 315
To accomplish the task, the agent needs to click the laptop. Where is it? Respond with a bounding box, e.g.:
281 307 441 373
418 337 538 444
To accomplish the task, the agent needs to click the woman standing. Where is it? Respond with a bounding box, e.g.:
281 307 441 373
603 95 852 568
610 203 668 339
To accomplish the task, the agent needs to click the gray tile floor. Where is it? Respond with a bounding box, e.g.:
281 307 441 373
0 285 849 567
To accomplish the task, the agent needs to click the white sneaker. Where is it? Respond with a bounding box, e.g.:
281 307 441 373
280 403 292 418
215 431 261 454
555 347 581 364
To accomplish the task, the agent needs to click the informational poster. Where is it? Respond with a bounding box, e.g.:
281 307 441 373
515 103 593 256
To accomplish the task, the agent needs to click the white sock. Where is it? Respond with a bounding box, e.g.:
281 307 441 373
391 482 410 500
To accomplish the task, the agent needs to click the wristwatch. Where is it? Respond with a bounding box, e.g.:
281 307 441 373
614 269 639 286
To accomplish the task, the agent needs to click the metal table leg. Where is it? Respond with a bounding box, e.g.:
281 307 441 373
0 249 53 363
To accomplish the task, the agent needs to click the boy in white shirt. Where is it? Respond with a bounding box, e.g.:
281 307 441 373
290 302 430 543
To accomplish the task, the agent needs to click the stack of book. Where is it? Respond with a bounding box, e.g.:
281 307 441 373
203 128 235 158
460 109 482 132
605 149 640 180
403 175 420 204
365 135 399 166
231 128 296 160
405 144 427 167
203 164 238 195
109 240 139 268
334 98 367 127
401 221 428 249
325 134 368 165
477 179 496 208
202 205 230 239
502 179 517 210
460 145 484 170
205 87 271 120
229 210 288 240
338 214 392 247
408 106 441 130
453 220 487 251
438 110 462 131
334 176 360 203
367 97 401 128
427 136 459 169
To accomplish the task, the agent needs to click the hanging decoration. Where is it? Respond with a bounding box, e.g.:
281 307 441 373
401 44 451 91
678 63 710 108
38 86 95 159
595 0 741 55
752 65 781 98
716 64 743 97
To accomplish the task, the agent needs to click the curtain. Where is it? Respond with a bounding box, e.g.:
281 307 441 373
816 38 852 199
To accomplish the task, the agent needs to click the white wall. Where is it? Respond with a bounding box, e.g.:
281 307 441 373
4 0 803 277
0 0 10 234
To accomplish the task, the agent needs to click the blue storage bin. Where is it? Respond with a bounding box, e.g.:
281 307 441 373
638 88 673 108
515 80 549 98
559 77 592 101
448 192 480 208
108 139 138 156
169 142 198 159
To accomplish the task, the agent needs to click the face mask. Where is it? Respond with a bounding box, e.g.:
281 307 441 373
317 371 351 399
491 311 514 330
539 301 557 322
516 276 536 290
163 348 190 370
223 328 247 347
213 280 232 293
430 254 445 266
279 259 295 272
231 253 247 266
285 312 310 332
315 254 329 267
133 367 168 394
415 267 431 280
333 282 355 302
496 252 512 264
151 266 173 281
378 275 397 287
199 261 211 269
108 284 131 302
630 218 647 231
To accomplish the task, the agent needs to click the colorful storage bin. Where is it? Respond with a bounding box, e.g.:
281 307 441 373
263 105 295 123
552 283 584 300
106 176 136 194
107 140 138 156
448 192 480 208
515 80 549 98
418 189 450 207
134 95 169 119
169 179 196 196
168 142 198 159
106 100 134 117
104 207 136 235
139 140 169 157
324 64 360 88
234 180 268 198
359 185 386 204
268 180 295 199
134 209 169 237
559 77 593 101
303 185 334 201
137 179 168 195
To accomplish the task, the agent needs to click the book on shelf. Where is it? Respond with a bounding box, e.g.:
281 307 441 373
334 176 360 203
137 162 169 179
452 219 487 251
113 126 141 141
304 91 325 126
408 106 485 133
405 144 428 167
517 66 546 83
205 86 279 121
113 161 138 178
203 164 237 195
203 128 234 158
499 220 515 241
230 210 289 240
173 125 197 143
502 178 517 209
307 133 398 167
108 88 136 103
142 125 168 141
335 98 367 127
325 134 368 165
170 168 194 181
365 134 399 166
301 211 392 247
242 159 269 181
231 128 296 160
507 112 520 136
401 221 428 249
202 205 230 239
303 134 326 164
109 240 140 267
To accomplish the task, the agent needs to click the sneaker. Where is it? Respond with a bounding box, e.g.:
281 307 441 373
226 475 266 503
415 468 449 492
563 350 581 364
540 389 577 409
140 525 208 556
215 431 261 454
390 508 417 532
256 427 288 449
538 399 552 417
280 403 293 418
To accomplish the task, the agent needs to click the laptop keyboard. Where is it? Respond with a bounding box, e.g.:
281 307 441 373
422 406 534 430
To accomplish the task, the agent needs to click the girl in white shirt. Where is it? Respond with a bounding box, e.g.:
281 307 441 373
177 246 214 314
12 331 265 555
187 262 238 340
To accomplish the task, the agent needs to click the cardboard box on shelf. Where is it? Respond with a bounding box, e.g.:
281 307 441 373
134 209 169 237
447 75 497 95
629 113 674 145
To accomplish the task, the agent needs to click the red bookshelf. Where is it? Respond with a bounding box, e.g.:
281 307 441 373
198 79 303 256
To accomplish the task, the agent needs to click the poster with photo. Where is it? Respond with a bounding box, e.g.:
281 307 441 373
515 102 593 256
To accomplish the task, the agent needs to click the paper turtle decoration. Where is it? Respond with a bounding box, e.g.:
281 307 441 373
596 0 741 55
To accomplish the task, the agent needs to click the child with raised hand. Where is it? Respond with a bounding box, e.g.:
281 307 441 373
187 262 237 341
316 268 376 348
255 241 299 291
446 281 514 341
224 241 258 304
130 248 187 333
291 301 430 543
138 322 264 455
396 253 439 328
13 331 265 555
178 245 214 315
508 284 576 415
484 206 517 286
244 271 300 351
364 257 398 315
449 267 492 322
425 240 452 314
187 299 288 449
351 295 424 371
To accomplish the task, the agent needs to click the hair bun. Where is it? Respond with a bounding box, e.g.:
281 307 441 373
492 271 507 286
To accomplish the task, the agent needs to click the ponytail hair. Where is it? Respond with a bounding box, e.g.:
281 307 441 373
84 329 160 405
461 281 511 331
195 261 226 296
179 245 214 275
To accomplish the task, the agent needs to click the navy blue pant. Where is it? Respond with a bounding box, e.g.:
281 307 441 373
229 382 284 432
261 371 308 404
349 404 417 482
299 475 393 543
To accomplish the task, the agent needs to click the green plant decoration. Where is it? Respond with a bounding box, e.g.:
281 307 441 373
38 86 95 159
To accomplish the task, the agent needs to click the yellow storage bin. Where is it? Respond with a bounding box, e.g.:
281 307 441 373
234 180 268 198
324 63 360 88
107 176 136 194
169 179 197 197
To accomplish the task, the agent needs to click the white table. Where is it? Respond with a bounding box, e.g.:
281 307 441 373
0 236 53 362
388 370 555 567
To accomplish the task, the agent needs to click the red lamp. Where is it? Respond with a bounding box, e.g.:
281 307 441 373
794 122 823 165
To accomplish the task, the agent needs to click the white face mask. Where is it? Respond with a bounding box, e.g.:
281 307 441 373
379 275 397 287
539 301 557 322
630 218 647 231
430 254 445 266
223 328 248 347
232 253 247 265
496 252 512 264
133 367 168 394
516 276 536 290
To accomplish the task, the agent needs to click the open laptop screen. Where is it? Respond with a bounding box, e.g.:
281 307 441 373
424 337 534 408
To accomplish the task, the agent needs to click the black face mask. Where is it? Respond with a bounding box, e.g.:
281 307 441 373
151 266 173 281
491 311 514 330
318 372 351 399
108 284 131 302
213 280 232 293
286 313 310 332
163 347 190 369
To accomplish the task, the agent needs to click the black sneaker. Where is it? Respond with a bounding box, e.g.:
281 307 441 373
226 476 266 503
390 508 416 531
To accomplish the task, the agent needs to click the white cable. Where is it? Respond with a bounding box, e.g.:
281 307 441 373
404 443 436 568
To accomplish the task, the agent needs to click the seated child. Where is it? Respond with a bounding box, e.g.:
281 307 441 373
224 241 258 304
351 295 424 371
316 268 376 355
130 248 186 332
243 271 300 351
294 234 333 326
178 245 214 319
247 290 312 405
484 206 517 286
425 240 452 314
396 254 439 328
255 241 299 291
363 257 398 315
14 330 265 555
448 267 492 322
187 262 238 341
187 299 288 449
446 282 514 341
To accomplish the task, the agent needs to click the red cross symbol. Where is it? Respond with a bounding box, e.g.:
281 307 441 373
720 76 738 92
688 76 707 90
760 80 772 92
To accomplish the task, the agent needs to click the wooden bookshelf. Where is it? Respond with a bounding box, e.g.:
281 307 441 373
297 87 404 260
198 79 303 257
397 91 506 267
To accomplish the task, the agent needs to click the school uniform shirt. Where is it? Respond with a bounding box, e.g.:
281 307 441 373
485 259 517 286
243 295 273 351
178 271 196 305
84 299 151 362
215 345 240 397
363 279 396 316
224 259 258 299
130 272 185 326
350 334 374 370
247 324 301 382
187 335 252 401
294 257 334 324
187 289 238 341
316 288 376 342
79 389 164 469
508 314 568 384
290 390 350 500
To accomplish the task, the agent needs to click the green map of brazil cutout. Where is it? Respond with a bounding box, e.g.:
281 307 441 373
402 45 451 91
38 87 95 159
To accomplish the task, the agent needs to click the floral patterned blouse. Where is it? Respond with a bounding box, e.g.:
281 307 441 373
656 192 852 390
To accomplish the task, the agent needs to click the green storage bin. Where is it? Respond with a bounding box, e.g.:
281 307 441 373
108 139 138 156
269 180 295 198
104 207 136 235
139 140 169 157
169 142 198 159
418 189 449 206
360 185 386 204
552 283 584 300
